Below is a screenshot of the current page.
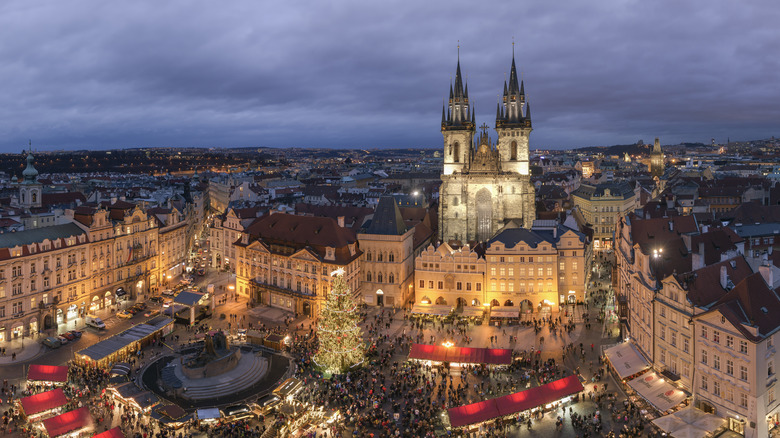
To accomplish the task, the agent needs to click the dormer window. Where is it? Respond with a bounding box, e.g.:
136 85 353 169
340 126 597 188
326 247 335 261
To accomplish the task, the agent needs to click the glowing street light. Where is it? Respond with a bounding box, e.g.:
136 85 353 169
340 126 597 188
442 341 454 348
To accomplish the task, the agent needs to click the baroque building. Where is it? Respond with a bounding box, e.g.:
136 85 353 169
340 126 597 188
439 54 535 243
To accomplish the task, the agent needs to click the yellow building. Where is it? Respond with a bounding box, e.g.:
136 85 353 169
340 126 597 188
0 223 90 342
571 182 636 251
235 213 361 319
414 223 587 314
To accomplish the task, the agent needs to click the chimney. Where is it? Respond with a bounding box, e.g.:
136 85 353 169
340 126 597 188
553 227 557 239
702 224 709 233
693 242 705 270
669 221 674 231
337 216 345 228
720 265 728 290
759 263 774 289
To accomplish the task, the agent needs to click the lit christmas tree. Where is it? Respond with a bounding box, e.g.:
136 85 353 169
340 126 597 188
313 268 365 374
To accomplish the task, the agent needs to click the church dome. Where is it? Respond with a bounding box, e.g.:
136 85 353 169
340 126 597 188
22 154 39 183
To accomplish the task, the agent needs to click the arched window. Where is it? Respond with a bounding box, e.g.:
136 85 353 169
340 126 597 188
366 252 372 261
388 273 394 283
453 142 460 163
32 191 37 203
377 273 383 283
510 141 518 160
378 253 383 262
366 272 372 282
388 253 395 262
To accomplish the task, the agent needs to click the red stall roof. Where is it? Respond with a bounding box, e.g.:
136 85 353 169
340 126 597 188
408 344 512 365
43 406 92 437
448 375 584 428
92 427 125 438
28 364 68 383
20 388 68 417
447 399 500 428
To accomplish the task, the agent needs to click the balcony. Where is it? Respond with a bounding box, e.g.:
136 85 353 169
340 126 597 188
249 278 316 299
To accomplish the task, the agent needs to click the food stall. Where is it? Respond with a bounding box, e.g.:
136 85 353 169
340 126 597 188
18 388 69 422
27 365 69 387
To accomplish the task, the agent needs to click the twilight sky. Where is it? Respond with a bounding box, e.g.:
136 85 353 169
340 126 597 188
1 0 778 152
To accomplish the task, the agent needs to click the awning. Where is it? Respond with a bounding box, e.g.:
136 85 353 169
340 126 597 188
448 375 584 428
196 408 222 420
652 406 725 437
460 307 484 317
604 342 650 380
20 388 68 417
411 304 453 316
447 399 500 428
408 344 512 365
496 375 584 417
92 427 125 438
28 364 68 383
43 406 92 437
627 371 687 413
110 363 131 376
490 307 520 318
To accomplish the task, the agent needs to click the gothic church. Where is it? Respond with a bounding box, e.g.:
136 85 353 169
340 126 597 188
439 54 536 243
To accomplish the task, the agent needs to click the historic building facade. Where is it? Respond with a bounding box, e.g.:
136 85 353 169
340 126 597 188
650 137 664 179
415 222 587 313
571 182 637 251
235 213 361 319
439 55 535 243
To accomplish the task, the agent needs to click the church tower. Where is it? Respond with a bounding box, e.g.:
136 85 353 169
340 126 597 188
441 54 475 176
19 153 42 208
495 54 531 175
650 137 664 179
439 50 536 244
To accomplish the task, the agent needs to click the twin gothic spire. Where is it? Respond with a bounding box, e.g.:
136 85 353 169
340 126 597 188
442 47 531 130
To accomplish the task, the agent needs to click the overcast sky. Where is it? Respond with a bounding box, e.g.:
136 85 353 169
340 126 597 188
1 0 778 153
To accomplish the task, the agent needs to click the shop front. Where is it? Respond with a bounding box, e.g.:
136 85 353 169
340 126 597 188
104 291 113 308
29 317 38 336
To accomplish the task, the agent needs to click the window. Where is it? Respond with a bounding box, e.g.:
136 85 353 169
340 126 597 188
660 326 666 340
660 349 666 363
491 267 496 276
713 331 720 343
419 280 424 288
726 360 734 376
500 267 505 276
466 282 471 291
476 283 482 291
771 336 775 348
740 393 748 408
770 361 775 377
726 335 734 349
437 281 443 290
508 268 514 276
713 381 721 397
537 267 543 276
456 282 462 291
713 354 720 370
740 365 748 381
660 306 666 318
683 338 689 353
701 375 708 392
740 341 748 354
671 331 677 347
771 387 777 404
701 327 708 339
701 350 708 365
428 281 434 289
500 283 506 291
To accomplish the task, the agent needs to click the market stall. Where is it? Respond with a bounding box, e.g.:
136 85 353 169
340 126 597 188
460 307 484 317
195 408 222 424
107 382 160 414
652 406 725 437
18 388 69 422
42 406 92 437
448 375 584 429
408 344 512 366
151 404 191 430
604 341 650 380
27 365 69 386
75 316 173 369
91 427 125 438
410 304 453 316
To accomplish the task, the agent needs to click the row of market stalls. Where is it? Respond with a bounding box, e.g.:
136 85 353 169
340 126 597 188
75 316 173 369
410 304 526 325
408 344 512 366
604 342 726 437
447 375 585 429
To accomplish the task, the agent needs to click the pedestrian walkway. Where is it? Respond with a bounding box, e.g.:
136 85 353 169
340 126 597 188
0 335 46 365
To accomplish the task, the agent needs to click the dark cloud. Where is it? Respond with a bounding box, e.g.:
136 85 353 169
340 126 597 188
0 0 778 152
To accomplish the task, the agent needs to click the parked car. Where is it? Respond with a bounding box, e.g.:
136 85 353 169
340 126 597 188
144 310 160 318
86 314 106 329
69 330 82 339
42 337 61 348
59 332 75 341
57 335 69 344
150 296 165 304
117 310 134 319
132 302 147 311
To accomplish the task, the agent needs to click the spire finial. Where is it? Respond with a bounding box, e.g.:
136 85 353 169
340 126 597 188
457 40 460 60
512 37 515 58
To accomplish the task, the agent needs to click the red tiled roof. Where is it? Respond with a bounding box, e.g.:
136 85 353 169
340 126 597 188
680 256 753 308
705 273 780 342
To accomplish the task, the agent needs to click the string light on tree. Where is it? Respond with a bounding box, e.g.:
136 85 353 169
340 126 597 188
313 269 365 374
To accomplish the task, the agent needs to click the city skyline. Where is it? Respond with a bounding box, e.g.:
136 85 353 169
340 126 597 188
1 0 778 152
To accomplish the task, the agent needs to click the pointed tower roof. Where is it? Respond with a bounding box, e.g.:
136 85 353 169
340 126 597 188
525 103 531 120
442 104 446 124
653 137 662 153
508 56 520 95
365 196 407 235
454 58 464 98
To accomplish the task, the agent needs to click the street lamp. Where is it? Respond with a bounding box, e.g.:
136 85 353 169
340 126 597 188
442 341 454 348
